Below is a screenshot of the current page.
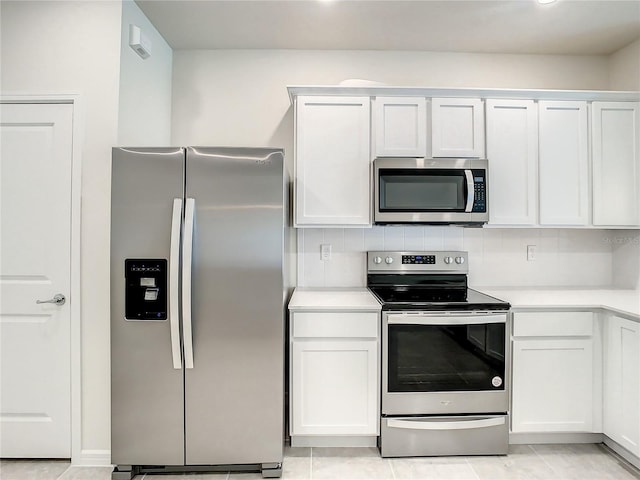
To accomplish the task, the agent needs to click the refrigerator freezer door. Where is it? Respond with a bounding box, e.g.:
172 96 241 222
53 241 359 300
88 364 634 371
184 147 284 465
111 147 185 466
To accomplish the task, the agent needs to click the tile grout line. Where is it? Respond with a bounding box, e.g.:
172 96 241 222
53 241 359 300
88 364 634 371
309 446 313 480
387 456 396 480
529 443 560 477
54 464 72 480
464 457 482 480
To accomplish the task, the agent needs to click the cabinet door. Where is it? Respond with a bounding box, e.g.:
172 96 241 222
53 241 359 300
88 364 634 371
538 101 589 225
604 316 640 456
431 98 485 158
295 96 370 226
592 102 640 227
486 99 538 225
291 339 378 436
374 97 426 157
512 338 594 432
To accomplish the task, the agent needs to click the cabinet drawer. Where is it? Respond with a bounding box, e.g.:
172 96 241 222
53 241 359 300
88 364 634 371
513 311 593 337
292 312 378 339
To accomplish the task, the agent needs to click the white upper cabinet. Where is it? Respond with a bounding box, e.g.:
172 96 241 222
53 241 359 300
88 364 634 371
294 96 371 227
538 101 589 226
431 98 485 158
373 97 426 157
486 99 538 226
592 102 640 227
288 86 640 229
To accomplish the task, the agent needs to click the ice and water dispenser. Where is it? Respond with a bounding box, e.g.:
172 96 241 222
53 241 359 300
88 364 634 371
124 259 167 320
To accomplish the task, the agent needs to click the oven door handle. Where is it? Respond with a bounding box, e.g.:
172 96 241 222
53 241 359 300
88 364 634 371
387 416 505 431
387 314 506 325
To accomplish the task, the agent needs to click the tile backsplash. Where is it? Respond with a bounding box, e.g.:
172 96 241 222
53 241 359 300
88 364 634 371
612 231 640 290
297 226 620 288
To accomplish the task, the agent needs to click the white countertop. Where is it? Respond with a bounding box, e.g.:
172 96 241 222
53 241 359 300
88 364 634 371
289 288 381 311
289 286 639 320
478 287 640 319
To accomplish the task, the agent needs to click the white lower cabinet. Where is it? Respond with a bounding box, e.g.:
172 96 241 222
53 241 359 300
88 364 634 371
289 311 379 443
511 311 599 433
604 315 640 456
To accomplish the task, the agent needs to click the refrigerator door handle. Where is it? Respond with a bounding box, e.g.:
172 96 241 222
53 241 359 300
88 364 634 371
170 198 183 369
182 197 195 369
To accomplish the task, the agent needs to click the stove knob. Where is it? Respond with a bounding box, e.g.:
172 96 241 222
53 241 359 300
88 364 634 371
385 256 394 264
444 256 453 264
455 256 465 264
373 256 382 265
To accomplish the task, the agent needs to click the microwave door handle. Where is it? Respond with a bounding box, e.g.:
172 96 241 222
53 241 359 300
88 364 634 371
464 170 474 212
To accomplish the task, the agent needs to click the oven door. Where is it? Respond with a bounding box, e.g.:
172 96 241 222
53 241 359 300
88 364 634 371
382 311 509 415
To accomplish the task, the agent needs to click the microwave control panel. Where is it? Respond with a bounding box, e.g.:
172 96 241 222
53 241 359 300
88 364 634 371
471 169 487 213
124 259 167 321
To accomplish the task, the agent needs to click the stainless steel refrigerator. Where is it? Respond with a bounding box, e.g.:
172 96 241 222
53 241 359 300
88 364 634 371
110 147 286 479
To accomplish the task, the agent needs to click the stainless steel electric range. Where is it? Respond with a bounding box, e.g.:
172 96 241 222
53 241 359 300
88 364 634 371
367 251 511 458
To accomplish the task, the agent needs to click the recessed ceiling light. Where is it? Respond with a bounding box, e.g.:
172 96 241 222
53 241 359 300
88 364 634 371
538 0 557 4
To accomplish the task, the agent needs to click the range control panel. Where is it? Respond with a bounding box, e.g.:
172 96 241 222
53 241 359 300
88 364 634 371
368 251 468 273
402 255 436 265
124 259 167 320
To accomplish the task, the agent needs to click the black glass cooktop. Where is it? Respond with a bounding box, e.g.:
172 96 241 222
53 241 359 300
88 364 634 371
367 273 510 311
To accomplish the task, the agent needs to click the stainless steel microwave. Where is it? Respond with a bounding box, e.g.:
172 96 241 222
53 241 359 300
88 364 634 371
374 158 489 225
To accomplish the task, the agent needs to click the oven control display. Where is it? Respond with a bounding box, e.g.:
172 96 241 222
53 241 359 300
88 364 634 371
402 255 436 264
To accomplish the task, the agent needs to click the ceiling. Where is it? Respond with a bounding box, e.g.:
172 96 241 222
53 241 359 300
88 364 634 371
135 0 640 55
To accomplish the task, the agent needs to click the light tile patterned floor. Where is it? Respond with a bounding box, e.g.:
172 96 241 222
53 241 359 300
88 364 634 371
1 444 639 480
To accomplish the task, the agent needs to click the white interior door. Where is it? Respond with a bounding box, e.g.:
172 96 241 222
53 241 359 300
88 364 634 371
0 102 73 458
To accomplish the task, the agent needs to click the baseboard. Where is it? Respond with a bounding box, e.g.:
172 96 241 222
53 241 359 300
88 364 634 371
603 437 640 471
509 432 604 444
291 435 377 448
72 449 112 467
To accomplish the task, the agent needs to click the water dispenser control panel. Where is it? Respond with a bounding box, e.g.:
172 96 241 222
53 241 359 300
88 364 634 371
125 259 167 320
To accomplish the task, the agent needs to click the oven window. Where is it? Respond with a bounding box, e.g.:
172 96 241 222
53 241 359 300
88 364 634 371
387 323 505 392
379 170 466 211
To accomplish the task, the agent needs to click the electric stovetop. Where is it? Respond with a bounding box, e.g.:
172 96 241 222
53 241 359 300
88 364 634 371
367 251 510 312
368 285 511 311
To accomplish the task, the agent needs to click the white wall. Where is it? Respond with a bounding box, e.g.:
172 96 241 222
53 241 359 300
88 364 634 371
0 0 122 462
118 0 173 145
297 227 616 288
609 38 640 91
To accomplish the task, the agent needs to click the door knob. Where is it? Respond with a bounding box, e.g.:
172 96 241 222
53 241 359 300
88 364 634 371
36 293 66 306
